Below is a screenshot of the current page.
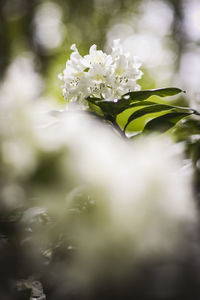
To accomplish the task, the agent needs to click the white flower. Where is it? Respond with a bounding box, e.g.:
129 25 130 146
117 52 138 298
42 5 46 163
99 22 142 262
59 39 143 104
84 44 112 67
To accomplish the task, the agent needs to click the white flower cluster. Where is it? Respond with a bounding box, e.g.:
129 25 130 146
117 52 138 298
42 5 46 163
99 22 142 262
59 39 143 104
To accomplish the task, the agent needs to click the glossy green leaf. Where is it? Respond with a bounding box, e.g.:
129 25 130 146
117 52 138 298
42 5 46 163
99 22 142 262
88 96 163 116
96 100 158 116
88 102 104 117
143 112 192 133
123 104 177 132
122 87 184 102
87 96 102 102
87 88 185 118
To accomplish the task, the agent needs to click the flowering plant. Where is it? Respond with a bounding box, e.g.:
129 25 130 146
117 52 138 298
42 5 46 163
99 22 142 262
59 39 142 103
59 40 199 137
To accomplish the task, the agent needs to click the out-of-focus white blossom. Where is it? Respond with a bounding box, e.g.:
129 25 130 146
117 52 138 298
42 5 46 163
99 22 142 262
34 2 66 51
0 54 44 103
45 111 196 287
59 39 142 104
56 112 196 246
0 55 63 176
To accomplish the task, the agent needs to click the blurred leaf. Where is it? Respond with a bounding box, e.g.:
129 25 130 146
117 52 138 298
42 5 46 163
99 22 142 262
173 119 200 141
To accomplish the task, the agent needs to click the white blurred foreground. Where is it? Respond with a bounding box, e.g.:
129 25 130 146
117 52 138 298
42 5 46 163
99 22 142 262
0 56 197 291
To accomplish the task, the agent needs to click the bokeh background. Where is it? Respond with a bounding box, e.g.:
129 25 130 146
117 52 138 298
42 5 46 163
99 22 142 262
1 0 200 299
1 0 200 102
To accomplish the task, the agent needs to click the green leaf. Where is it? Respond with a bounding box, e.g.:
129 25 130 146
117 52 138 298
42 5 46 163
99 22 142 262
87 96 102 102
87 88 185 118
122 87 184 102
143 112 192 133
88 97 162 117
88 102 104 117
123 104 178 132
96 100 158 116
86 89 199 136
